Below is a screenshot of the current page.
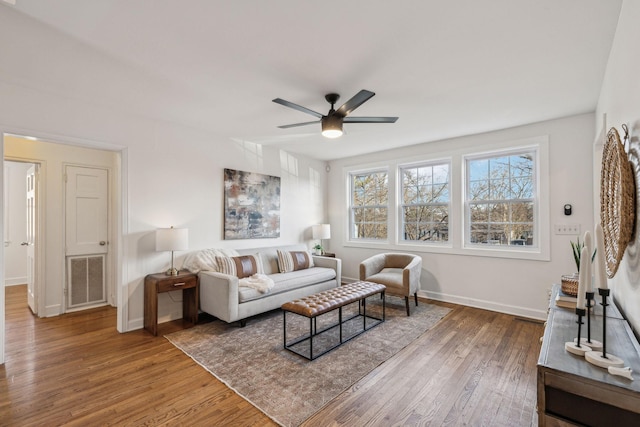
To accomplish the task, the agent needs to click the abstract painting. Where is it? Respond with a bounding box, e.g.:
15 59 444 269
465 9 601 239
224 168 280 239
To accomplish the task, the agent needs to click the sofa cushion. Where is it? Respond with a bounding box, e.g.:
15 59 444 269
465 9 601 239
215 254 263 279
277 250 314 273
238 266 335 303
366 267 404 289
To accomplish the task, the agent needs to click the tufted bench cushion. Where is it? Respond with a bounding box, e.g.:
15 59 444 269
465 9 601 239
281 281 386 318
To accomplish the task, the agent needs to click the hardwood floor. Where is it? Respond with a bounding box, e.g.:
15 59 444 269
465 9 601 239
1 285 543 426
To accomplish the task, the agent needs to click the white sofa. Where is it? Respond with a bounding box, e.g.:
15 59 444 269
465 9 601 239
186 245 341 326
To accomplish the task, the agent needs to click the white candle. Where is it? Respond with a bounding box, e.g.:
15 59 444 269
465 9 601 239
583 231 593 292
576 246 589 309
595 223 608 290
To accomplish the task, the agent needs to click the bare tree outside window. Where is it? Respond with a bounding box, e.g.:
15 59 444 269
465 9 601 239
400 162 450 242
350 170 388 239
466 152 535 247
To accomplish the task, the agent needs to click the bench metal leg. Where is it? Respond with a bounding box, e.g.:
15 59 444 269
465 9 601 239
309 317 314 360
339 307 343 343
362 296 366 329
283 289 386 361
382 291 386 321
283 311 287 348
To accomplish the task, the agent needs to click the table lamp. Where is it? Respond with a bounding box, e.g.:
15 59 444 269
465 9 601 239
156 226 189 276
312 224 331 255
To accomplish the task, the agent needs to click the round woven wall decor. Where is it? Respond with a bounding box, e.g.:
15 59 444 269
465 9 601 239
600 127 636 278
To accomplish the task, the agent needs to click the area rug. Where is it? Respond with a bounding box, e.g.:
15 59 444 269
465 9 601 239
165 298 451 426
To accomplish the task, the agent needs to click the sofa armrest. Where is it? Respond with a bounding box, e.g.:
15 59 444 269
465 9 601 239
312 255 342 284
199 271 239 323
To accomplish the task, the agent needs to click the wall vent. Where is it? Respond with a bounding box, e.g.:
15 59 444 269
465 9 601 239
67 255 105 308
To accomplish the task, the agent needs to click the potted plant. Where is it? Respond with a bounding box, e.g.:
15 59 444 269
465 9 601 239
313 244 323 255
562 237 596 296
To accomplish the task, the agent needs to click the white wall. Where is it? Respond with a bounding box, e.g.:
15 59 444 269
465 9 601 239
3 161 30 286
327 113 595 319
123 129 327 330
595 0 640 335
0 5 328 348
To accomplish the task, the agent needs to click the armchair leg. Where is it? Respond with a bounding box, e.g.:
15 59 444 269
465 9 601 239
414 292 418 306
405 296 410 316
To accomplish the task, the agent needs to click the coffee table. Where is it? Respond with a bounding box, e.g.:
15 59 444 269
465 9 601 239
281 281 386 360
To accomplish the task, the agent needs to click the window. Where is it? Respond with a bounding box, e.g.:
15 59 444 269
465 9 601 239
400 162 450 242
466 150 536 247
350 170 388 240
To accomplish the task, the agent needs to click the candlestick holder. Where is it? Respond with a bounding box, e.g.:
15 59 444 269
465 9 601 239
585 288 624 368
565 307 592 356
575 292 603 350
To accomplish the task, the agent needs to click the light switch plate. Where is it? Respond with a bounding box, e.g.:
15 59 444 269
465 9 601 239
554 224 581 235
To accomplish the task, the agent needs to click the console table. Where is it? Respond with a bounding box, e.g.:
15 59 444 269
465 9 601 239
537 285 640 426
144 271 198 336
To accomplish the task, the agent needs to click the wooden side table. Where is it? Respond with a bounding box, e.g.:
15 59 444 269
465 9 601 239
144 271 198 336
320 252 336 258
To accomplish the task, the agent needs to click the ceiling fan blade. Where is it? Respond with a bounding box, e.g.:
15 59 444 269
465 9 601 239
278 120 321 129
334 90 375 117
272 98 323 118
343 116 398 123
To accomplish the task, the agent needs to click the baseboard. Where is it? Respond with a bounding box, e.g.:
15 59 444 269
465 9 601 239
128 317 143 331
127 311 182 332
4 276 27 286
342 276 546 321
420 290 547 321
158 311 183 324
44 304 62 317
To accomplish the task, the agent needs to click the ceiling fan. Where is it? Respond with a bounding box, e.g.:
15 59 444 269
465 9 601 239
272 89 398 139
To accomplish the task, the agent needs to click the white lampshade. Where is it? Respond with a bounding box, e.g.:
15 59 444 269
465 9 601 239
312 224 331 240
156 227 189 252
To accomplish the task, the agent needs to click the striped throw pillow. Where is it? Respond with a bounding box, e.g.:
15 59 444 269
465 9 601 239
215 254 263 279
277 250 314 273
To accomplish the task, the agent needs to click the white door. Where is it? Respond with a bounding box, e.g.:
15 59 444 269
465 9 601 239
25 164 37 314
65 166 109 309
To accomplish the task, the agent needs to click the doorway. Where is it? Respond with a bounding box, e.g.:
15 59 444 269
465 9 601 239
3 160 39 314
3 134 120 317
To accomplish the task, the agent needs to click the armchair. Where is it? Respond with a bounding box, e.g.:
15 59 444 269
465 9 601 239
359 253 422 316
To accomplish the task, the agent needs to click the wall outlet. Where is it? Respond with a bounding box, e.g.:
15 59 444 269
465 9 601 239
554 224 581 235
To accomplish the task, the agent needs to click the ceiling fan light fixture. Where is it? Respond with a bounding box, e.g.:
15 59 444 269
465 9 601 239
321 116 343 139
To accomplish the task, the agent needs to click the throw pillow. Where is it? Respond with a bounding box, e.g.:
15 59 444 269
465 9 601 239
215 254 263 279
277 250 314 273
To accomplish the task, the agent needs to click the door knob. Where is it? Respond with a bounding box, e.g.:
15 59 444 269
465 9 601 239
21 242 29 246
99 241 107 246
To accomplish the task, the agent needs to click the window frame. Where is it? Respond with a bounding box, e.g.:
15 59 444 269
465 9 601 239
348 167 390 242
398 159 451 245
463 144 544 255
342 136 549 261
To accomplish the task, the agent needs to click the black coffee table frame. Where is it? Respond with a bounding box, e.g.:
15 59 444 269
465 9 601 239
282 289 385 361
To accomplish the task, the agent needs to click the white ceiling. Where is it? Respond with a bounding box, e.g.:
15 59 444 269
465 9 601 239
7 0 623 160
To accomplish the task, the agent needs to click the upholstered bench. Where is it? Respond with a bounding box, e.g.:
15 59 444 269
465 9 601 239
281 281 386 360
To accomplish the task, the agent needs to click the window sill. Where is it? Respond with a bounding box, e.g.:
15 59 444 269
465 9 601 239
344 240 550 261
